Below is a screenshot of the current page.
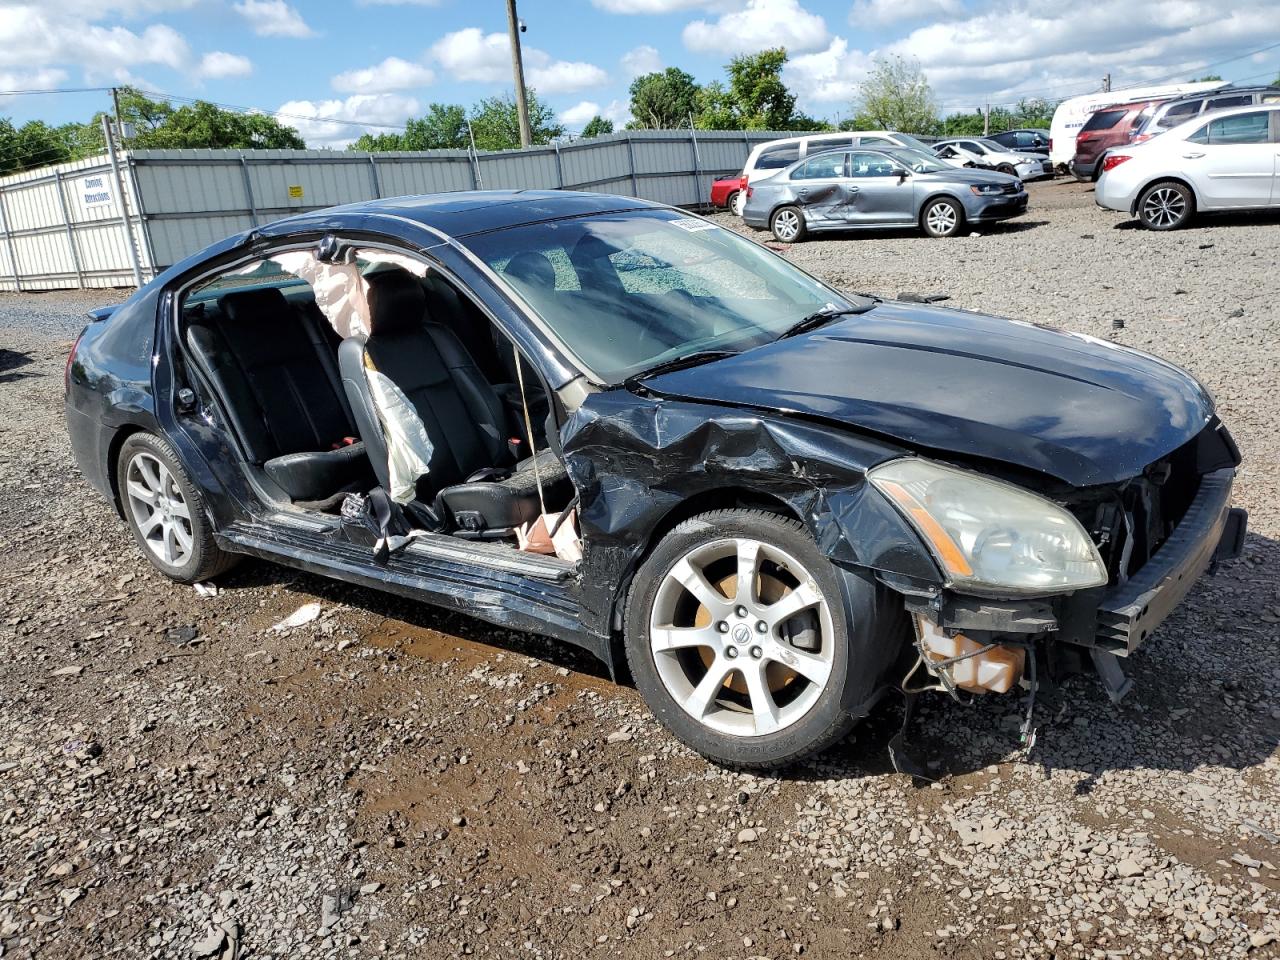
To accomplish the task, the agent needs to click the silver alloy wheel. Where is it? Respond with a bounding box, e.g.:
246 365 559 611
732 189 746 216
649 537 835 737
124 451 194 567
925 201 959 235
772 209 801 241
1143 187 1186 228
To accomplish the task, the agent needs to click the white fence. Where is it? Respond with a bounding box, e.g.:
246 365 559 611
0 128 802 292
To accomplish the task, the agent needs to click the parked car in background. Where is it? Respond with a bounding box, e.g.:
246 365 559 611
987 128 1051 155
710 174 744 211
732 131 936 214
1071 99 1166 181
1096 104 1280 229
1131 85 1280 144
933 138 1052 179
742 146 1027 241
1049 81 1226 169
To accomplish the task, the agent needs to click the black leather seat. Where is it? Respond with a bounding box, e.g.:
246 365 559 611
186 287 373 503
338 269 569 534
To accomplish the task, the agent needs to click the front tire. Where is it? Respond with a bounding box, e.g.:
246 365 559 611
921 196 964 238
1137 180 1193 230
117 432 238 584
997 163 1017 176
770 205 806 243
624 509 870 768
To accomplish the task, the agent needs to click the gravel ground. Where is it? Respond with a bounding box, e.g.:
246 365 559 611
1 179 1277 960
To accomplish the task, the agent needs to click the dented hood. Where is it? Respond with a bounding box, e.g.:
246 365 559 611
644 302 1214 488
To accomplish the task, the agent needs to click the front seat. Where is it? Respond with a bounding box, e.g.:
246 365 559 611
338 269 569 535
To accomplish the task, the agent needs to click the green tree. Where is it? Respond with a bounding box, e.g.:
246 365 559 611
1190 74 1223 82
693 81 738 130
852 56 939 135
351 103 469 152
579 115 614 138
468 90 563 150
627 67 700 129
724 48 796 129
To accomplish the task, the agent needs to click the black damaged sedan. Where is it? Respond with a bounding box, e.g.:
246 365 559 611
65 191 1246 768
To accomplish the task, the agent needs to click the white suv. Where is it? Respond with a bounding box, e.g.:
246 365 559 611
733 130 935 214
933 138 1053 180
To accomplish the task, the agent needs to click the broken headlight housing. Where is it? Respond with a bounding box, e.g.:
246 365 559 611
867 459 1107 595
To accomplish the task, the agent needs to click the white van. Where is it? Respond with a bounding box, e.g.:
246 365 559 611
1048 81 1225 169
732 130 935 214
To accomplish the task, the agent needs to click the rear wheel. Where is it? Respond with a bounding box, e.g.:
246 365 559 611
117 432 238 583
624 509 863 768
731 189 747 216
770 206 806 243
1137 181 1193 230
725 190 740 214
921 196 964 237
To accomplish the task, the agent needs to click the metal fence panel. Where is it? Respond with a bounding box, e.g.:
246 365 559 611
0 129 815 290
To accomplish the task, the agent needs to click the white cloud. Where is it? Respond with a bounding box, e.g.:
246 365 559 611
196 51 253 80
430 28 512 84
331 56 435 94
683 0 829 56
849 0 961 28
528 60 609 94
881 0 1280 111
0 67 69 106
233 0 314 38
430 27 607 94
559 100 601 127
603 98 632 127
0 7 191 73
621 44 663 78
355 0 442 4
276 93 419 148
591 0 711 12
784 37 872 104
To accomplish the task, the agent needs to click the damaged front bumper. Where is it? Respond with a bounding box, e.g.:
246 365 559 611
897 467 1246 697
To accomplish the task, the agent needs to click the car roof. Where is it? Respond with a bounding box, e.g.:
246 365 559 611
1157 84 1280 106
1161 101 1280 136
270 190 663 240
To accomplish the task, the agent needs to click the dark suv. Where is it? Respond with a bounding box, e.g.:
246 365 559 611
987 128 1051 156
1071 100 1164 181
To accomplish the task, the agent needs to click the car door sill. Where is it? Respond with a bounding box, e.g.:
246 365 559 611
217 517 596 654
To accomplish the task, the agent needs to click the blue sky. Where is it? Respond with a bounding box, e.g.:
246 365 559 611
2 0 1279 146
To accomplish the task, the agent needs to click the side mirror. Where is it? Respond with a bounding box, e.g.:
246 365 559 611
892 167 909 180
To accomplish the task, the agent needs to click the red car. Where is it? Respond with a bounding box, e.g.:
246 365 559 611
1071 99 1165 181
709 174 746 211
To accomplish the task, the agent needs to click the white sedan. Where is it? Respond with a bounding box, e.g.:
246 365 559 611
932 138 1053 180
1096 104 1279 230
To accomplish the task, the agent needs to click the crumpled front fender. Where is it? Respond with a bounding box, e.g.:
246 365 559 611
560 390 944 638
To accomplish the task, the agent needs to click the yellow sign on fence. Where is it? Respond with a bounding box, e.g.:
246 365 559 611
287 184 304 199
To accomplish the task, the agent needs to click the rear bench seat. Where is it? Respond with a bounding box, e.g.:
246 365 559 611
186 286 373 503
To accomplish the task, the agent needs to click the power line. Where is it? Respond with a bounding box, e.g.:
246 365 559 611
0 86 113 97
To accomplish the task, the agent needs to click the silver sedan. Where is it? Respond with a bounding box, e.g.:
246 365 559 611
742 147 1029 241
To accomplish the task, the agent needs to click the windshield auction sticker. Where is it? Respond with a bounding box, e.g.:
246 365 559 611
667 217 718 232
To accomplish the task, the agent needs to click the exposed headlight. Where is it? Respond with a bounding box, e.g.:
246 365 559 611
867 459 1107 594
970 183 1005 195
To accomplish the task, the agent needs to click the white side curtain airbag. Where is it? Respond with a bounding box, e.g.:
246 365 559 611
365 367 435 503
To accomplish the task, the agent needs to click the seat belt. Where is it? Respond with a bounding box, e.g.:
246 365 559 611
513 344 547 517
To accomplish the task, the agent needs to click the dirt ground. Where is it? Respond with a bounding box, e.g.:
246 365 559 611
1 178 1277 960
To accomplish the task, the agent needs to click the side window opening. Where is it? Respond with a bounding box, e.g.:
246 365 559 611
1204 111 1271 145
177 245 576 553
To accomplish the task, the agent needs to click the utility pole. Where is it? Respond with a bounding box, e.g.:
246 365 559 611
983 101 990 136
1102 73 1111 92
111 87 124 136
505 0 533 148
